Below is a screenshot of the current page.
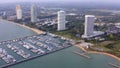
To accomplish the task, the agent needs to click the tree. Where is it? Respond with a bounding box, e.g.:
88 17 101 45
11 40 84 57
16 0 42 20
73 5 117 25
109 34 114 39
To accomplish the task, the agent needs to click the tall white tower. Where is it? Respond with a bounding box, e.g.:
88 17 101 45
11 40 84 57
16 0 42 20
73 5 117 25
57 10 66 31
31 4 37 23
16 5 22 20
85 15 95 36
82 15 95 38
82 15 105 39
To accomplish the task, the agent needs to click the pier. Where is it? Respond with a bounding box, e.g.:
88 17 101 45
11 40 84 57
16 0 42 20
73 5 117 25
73 51 91 59
108 63 120 68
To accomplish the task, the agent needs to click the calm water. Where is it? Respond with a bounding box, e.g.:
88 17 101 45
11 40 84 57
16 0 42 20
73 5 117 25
0 20 37 41
0 20 120 68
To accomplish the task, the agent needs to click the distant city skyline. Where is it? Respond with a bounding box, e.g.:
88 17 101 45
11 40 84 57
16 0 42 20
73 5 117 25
0 0 120 3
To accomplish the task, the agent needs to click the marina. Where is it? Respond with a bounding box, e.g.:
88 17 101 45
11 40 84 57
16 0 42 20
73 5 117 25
7 44 31 59
0 20 120 68
0 33 72 68
0 48 16 64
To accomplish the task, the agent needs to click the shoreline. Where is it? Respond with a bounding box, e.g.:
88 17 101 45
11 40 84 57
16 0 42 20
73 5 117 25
0 19 45 34
1 19 120 62
75 44 120 61
88 51 120 61
11 20 120 62
16 23 45 34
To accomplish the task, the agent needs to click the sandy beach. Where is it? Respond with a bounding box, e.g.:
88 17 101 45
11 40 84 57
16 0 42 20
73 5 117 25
75 44 120 61
88 51 120 61
16 23 45 34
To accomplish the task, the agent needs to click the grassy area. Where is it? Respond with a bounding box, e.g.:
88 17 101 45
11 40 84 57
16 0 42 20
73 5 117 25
38 21 84 41
90 40 120 57
51 30 81 41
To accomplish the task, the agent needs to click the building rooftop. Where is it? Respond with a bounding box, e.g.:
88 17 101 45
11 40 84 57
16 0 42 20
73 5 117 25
58 10 65 13
85 15 95 17
82 31 104 39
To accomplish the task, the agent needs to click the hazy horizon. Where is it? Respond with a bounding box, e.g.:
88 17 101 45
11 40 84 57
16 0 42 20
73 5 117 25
0 0 120 3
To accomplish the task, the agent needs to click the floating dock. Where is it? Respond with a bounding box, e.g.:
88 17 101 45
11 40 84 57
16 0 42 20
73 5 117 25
0 33 73 68
0 45 71 68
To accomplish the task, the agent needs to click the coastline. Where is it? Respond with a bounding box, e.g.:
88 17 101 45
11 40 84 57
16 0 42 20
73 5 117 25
75 44 120 61
88 51 120 61
0 19 45 34
15 20 120 62
1 19 120 62
15 23 45 34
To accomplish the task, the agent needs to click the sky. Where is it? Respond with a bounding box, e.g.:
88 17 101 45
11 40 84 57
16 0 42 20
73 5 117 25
0 0 119 3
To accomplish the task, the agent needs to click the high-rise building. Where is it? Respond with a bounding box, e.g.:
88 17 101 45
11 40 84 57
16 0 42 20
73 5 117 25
16 5 22 20
82 15 104 38
84 15 95 36
2 11 7 19
57 10 66 31
31 4 37 23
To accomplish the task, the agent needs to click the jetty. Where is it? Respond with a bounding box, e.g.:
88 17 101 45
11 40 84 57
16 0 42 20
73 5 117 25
108 63 120 68
73 51 91 59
